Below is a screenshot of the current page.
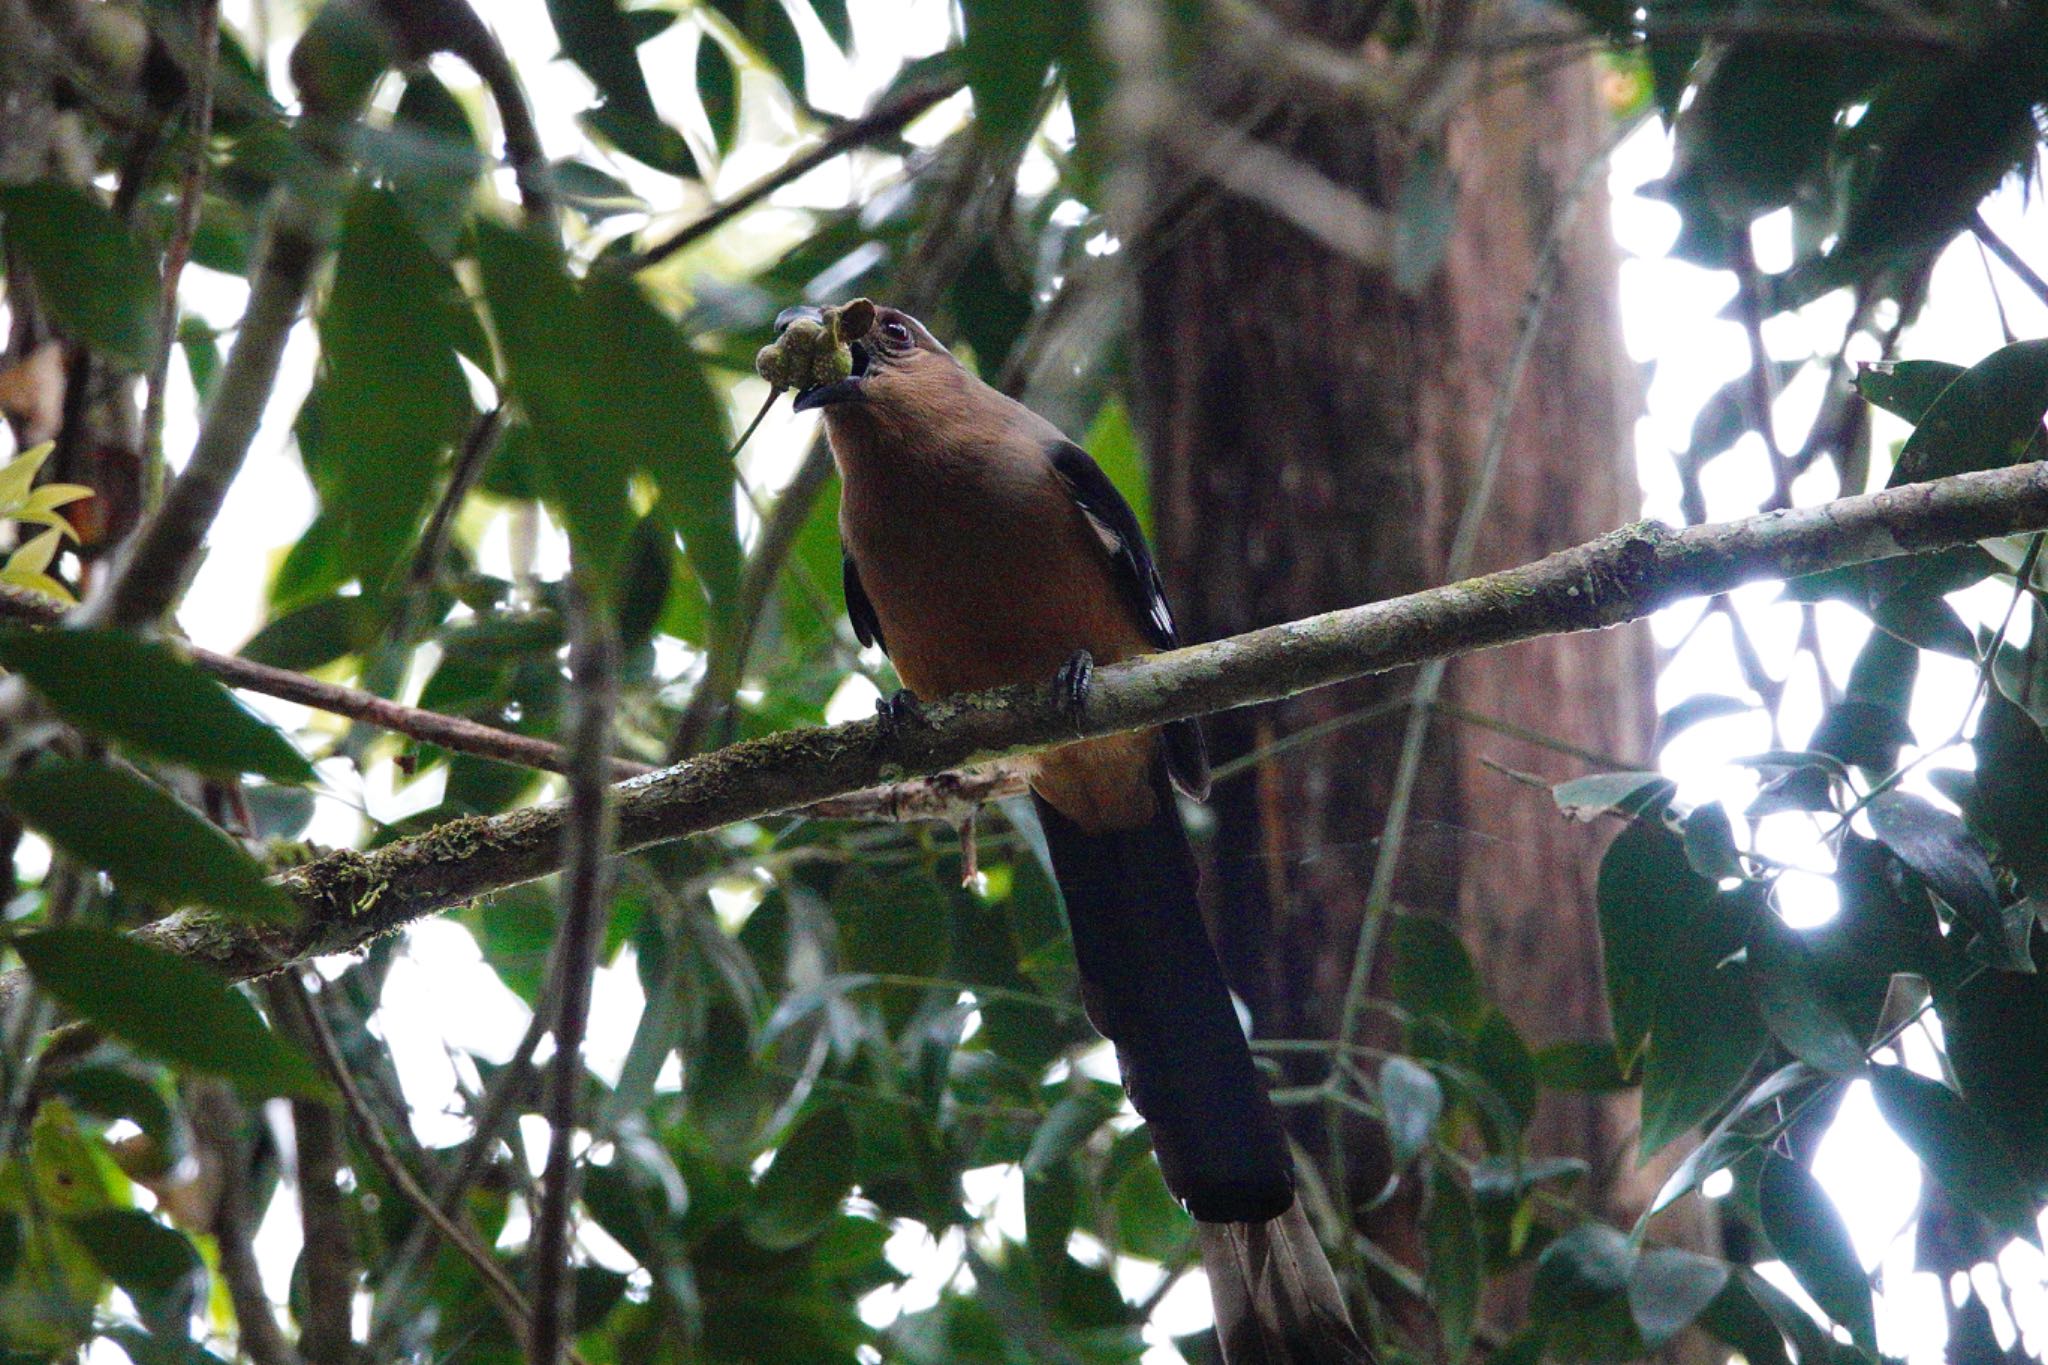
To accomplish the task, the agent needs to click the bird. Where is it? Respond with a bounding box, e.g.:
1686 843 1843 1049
780 301 1371 1363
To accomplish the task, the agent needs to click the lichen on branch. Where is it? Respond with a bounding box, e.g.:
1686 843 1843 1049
58 460 2048 991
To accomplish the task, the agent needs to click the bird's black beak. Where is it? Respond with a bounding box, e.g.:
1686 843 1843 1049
777 305 870 412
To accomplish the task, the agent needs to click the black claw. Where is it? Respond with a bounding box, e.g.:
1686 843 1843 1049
1054 649 1094 716
876 688 927 732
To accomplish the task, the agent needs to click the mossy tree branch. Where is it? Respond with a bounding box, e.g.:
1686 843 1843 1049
76 461 2048 986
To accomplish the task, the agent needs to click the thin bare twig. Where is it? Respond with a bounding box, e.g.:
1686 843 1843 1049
0 585 649 780
140 0 222 510
1732 233 1797 510
275 973 538 1348
364 1000 550 1359
187 1081 301 1365
621 75 966 274
1971 210 2048 311
667 436 837 759
280 1079 356 1363
84 184 332 630
396 406 508 613
1333 114 1636 1071
527 584 620 1365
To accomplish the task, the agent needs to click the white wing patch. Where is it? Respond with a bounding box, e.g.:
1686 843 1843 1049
1079 505 1123 558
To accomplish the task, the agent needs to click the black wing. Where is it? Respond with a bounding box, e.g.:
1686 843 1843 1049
844 550 886 652
1047 440 1210 799
1047 441 1177 648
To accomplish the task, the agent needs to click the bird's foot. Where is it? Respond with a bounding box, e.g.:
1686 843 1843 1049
876 688 928 733
1053 649 1094 718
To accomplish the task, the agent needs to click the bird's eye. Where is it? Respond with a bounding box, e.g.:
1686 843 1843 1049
881 320 913 347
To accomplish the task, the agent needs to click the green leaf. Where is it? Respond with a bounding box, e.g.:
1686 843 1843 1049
834 867 949 982
0 1105 107 1352
1680 802 1741 881
179 320 222 405
1739 1264 1845 1365
1856 359 1963 423
1553 771 1675 822
241 594 378 672
1870 1065 2040 1246
547 0 660 121
1972 688 2048 907
1746 763 1838 817
1425 1167 1480 1361
810 0 852 48
1640 887 1767 1157
67 1210 201 1334
1597 820 1711 1064
1024 1155 1077 1283
549 160 647 225
1945 964 2048 1194
14 927 327 1099
1473 1009 1538 1133
1389 914 1485 1034
45 1067 180 1176
1756 1153 1875 1353
1471 1155 1588 1203
709 0 810 99
1378 1057 1442 1169
1534 1039 1634 1092
624 9 679 43
0 183 160 368
1696 1272 1794 1365
1811 629 1917 772
98 1327 232 1365
1653 694 1753 750
1023 1088 1119 1177
1642 1062 1817 1225
1083 397 1151 538
1746 912 1868 1075
0 629 311 783
1889 338 2048 487
1867 791 2023 969
584 273 742 616
473 223 635 590
1993 600 2048 731
1109 1135 1191 1261
0 761 296 922
1871 588 1976 659
580 104 698 177
698 33 740 155
1529 1223 1643 1362
582 1127 689 1270
1627 1247 1728 1351
958 0 1079 146
314 188 475 585
390 72 485 257
745 1105 858 1251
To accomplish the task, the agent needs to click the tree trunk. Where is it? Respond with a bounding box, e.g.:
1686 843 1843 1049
1129 6 1717 1352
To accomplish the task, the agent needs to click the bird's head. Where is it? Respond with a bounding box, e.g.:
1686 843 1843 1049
773 301 950 417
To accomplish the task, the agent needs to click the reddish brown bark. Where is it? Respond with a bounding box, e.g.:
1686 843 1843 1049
1131 4 1715 1351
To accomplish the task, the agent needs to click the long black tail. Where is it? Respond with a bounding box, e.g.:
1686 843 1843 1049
1034 778 1372 1362
1033 780 1293 1221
